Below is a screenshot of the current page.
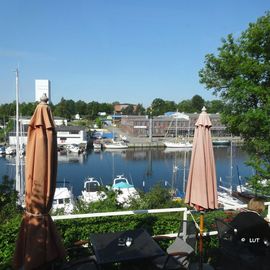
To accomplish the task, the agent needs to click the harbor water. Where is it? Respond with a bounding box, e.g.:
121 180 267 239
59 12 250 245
0 145 252 198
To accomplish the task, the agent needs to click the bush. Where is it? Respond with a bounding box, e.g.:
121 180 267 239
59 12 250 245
0 180 237 268
0 176 22 267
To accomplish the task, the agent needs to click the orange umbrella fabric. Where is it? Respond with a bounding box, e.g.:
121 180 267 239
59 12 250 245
184 106 218 210
184 107 218 269
13 97 65 270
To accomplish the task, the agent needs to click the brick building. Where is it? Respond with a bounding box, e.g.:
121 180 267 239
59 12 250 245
120 113 227 138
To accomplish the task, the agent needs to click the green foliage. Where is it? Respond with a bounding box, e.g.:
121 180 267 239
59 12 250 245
0 176 22 267
0 175 21 222
150 98 177 116
121 104 135 115
0 119 14 143
178 99 193 113
134 103 146 115
74 188 122 213
191 95 205 112
129 183 183 209
94 118 103 129
0 215 21 267
199 12 270 188
0 178 241 269
0 96 224 127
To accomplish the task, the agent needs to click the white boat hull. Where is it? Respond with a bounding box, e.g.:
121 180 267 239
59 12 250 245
103 142 128 149
81 177 106 203
218 190 244 209
93 143 102 149
112 175 139 206
53 186 75 214
112 187 139 205
81 190 106 203
164 141 192 148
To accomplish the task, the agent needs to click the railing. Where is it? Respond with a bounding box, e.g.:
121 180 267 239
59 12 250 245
52 202 270 238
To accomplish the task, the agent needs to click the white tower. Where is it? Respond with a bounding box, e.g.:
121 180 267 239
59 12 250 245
35 80 51 102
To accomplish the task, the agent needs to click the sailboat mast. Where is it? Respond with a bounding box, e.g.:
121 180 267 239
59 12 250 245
183 150 187 193
229 134 233 194
175 115 178 138
15 68 21 197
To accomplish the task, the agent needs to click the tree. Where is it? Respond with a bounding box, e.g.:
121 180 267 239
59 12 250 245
121 104 135 115
177 100 193 113
199 12 270 190
191 95 205 112
20 102 36 116
134 103 146 115
150 98 176 116
205 100 225 114
86 101 100 120
150 98 166 116
164 100 177 112
53 98 75 120
75 100 87 116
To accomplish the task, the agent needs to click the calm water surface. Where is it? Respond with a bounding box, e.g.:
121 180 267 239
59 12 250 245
0 146 252 197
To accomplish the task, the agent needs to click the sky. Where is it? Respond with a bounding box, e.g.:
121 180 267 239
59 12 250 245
0 1 269 107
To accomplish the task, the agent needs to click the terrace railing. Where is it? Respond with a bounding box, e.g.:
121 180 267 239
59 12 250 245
52 202 270 239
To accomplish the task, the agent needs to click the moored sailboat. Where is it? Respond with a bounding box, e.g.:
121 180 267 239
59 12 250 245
163 112 192 149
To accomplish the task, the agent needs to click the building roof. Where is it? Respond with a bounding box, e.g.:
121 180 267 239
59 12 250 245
56 126 86 132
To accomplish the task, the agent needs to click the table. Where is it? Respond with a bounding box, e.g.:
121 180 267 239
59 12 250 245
89 228 165 265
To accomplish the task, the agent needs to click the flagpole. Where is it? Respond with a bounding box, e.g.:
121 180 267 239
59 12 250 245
15 68 21 200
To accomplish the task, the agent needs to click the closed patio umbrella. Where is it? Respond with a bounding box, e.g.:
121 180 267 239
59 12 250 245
13 94 65 270
184 106 218 270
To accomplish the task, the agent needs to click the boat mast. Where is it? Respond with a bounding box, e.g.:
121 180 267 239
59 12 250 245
175 110 178 139
183 150 187 193
15 68 21 198
229 134 233 194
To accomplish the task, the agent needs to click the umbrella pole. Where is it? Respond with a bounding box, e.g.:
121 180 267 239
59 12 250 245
199 211 204 270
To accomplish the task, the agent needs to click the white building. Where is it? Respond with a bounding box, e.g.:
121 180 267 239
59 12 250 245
35 80 51 102
9 125 87 146
56 126 87 145
14 116 67 127
8 116 69 145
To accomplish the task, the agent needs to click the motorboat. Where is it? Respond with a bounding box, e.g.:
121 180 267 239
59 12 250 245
67 144 81 154
212 139 231 146
58 145 68 155
5 145 16 155
103 140 128 149
52 182 75 214
93 140 102 150
112 175 139 206
80 177 107 203
0 146 6 155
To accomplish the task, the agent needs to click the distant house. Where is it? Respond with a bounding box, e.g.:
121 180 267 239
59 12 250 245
14 116 68 127
114 103 137 114
8 116 87 146
56 126 87 145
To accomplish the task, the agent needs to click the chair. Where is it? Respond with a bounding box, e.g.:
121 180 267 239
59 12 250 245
214 218 264 270
150 220 198 270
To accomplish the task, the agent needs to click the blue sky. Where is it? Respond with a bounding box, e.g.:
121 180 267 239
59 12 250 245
0 1 269 107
